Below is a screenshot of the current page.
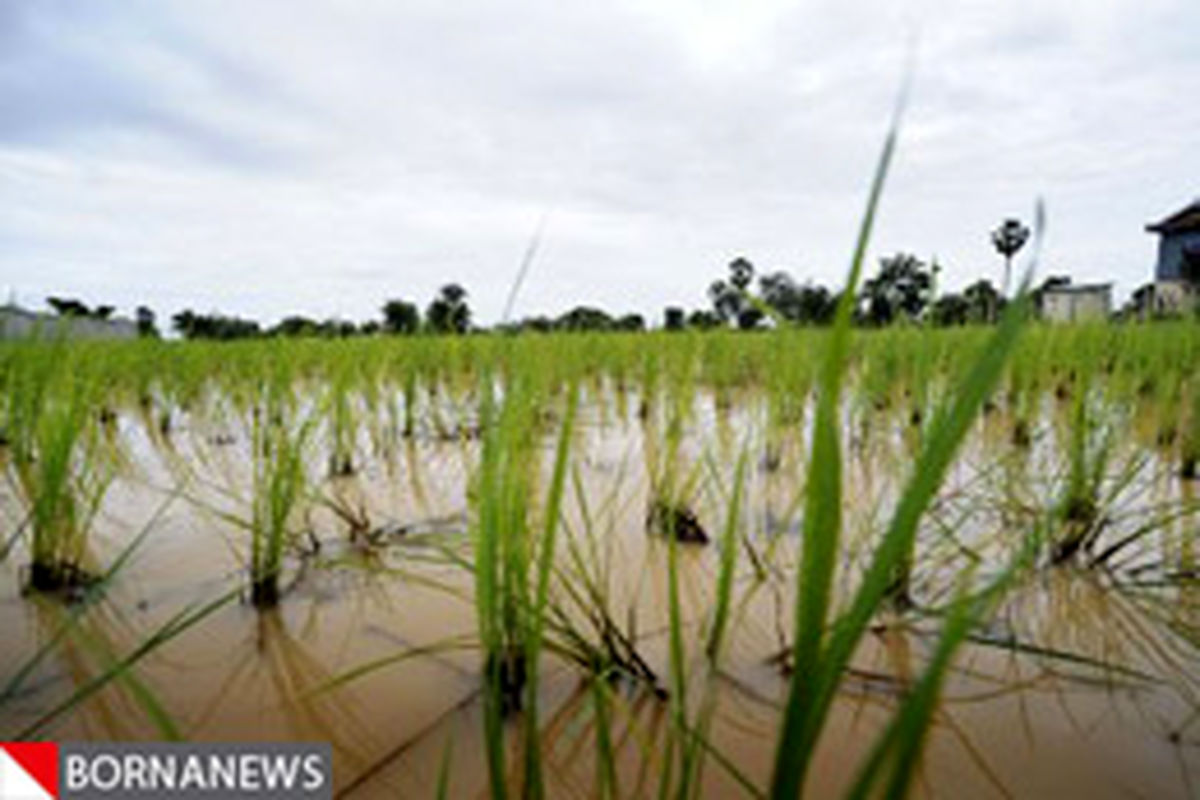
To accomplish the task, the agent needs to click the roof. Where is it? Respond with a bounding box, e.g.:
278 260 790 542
1147 199 1200 234
1042 282 1112 295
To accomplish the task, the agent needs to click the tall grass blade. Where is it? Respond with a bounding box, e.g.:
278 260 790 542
501 213 551 325
522 382 578 799
707 448 748 660
435 736 454 800
770 78 907 800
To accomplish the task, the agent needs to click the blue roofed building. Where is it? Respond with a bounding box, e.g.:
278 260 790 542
1142 199 1200 315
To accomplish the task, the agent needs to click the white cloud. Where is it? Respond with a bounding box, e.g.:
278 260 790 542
0 0 1197 326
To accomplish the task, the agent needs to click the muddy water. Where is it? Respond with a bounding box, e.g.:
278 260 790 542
0 391 1197 798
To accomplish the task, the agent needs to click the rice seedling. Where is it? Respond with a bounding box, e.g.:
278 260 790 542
1181 377 1200 480
324 353 359 477
471 361 580 797
1048 371 1120 565
769 71 1041 793
218 361 321 608
3 343 115 595
539 467 665 694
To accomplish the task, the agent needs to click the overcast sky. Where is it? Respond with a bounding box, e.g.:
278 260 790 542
1 0 1197 327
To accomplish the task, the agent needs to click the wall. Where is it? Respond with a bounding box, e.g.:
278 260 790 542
1041 288 1111 323
1149 280 1198 316
1156 229 1200 281
0 308 139 340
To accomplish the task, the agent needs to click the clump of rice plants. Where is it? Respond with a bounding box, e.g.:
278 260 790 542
642 336 708 547
471 365 578 797
3 344 114 595
1049 372 1118 565
247 369 316 607
324 353 358 477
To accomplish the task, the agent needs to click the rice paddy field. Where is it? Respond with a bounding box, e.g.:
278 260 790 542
2 319 1199 798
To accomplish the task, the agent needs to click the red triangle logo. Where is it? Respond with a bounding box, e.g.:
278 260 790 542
1 743 58 799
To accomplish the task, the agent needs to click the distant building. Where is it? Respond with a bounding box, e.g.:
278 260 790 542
0 304 138 340
1141 199 1200 316
1039 282 1112 323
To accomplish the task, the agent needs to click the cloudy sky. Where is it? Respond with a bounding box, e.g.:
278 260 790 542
1 0 1197 327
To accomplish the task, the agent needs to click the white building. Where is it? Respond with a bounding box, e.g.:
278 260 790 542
1039 283 1112 323
0 305 138 340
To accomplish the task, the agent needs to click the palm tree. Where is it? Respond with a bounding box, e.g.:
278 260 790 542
728 256 754 291
991 218 1030 297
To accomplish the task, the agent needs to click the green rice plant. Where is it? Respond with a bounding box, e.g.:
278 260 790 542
643 340 708 551
435 736 455 800
590 674 618 800
520 381 577 800
540 466 664 694
659 450 692 799
1181 377 1199 480
774 285 1035 798
324 353 359 477
654 446 752 798
3 344 114 594
1048 371 1119 565
248 371 317 607
472 365 578 798
706 449 749 661
769 106 895 797
768 84 1037 795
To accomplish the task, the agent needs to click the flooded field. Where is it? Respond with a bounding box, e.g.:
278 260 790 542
1 324 1199 798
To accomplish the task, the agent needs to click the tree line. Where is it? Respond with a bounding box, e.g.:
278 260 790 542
167 284 474 341
41 257 1014 342
44 216 1123 340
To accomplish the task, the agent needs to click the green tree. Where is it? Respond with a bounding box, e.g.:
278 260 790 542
46 297 90 317
425 284 471 334
710 257 762 329
686 309 721 329
858 253 933 325
708 279 739 324
929 293 968 326
172 309 197 337
171 309 260 340
759 272 836 325
615 313 645 331
135 305 159 338
556 306 614 332
382 299 420 334
729 256 754 291
963 279 1004 323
